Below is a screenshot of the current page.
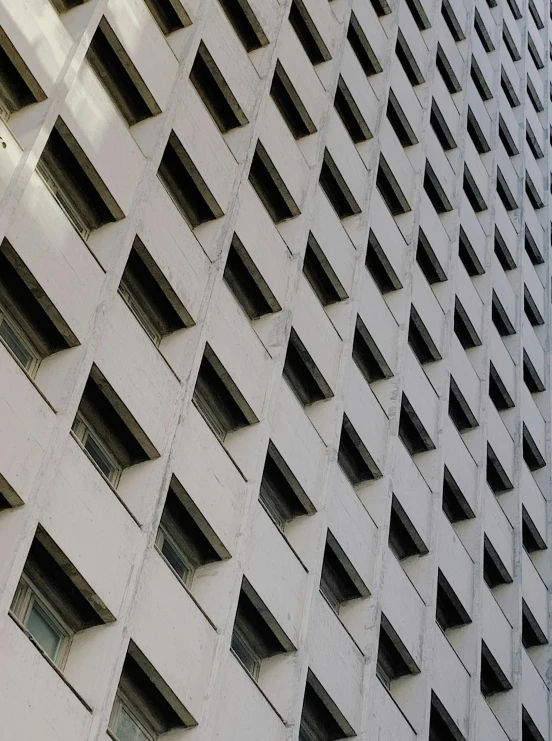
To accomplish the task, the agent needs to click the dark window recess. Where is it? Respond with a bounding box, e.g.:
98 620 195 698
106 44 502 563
0 27 46 117
463 166 488 213
470 59 492 101
409 306 441 365
492 291 515 337
399 394 435 456
271 61 315 139
486 444 513 494
524 351 545 394
442 467 475 523
388 495 427 560
526 174 544 210
523 424 546 472
474 10 494 52
525 227 544 266
526 124 544 160
467 107 490 154
481 642 512 697
231 582 289 680
494 228 516 271
218 0 268 52
338 415 381 485
119 237 188 345
377 155 411 216
441 0 465 41
368 0 392 16
319 149 361 219
498 115 519 156
522 708 546 741
489 363 514 411
366 229 402 294
353 315 392 384
527 79 543 113
387 90 418 147
458 229 484 277
522 506 547 553
501 68 520 107
283 328 333 406
424 162 453 214
524 286 544 327
502 23 521 62
288 0 331 65
405 0 431 30
37 118 124 238
299 673 351 741
429 693 464 741
347 13 382 77
436 571 471 632
416 229 447 284
448 377 478 433
224 234 280 319
431 100 457 151
87 18 160 127
158 132 223 229
303 232 348 306
249 141 300 223
396 31 425 86
50 0 87 13
142 0 190 35
454 298 481 349
437 45 462 94
376 615 418 690
506 0 522 20
334 76 371 143
190 42 248 133
522 601 547 649
528 0 544 28
193 346 256 441
483 535 512 589
320 532 365 614
528 35 544 70
259 443 311 531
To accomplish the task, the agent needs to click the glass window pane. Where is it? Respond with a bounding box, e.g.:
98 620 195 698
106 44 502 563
114 704 152 741
161 537 190 583
26 603 62 661
0 319 34 370
83 433 117 481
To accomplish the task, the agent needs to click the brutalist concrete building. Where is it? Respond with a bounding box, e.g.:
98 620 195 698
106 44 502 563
0 0 550 739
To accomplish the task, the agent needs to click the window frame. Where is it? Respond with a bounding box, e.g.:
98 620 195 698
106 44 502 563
109 690 157 741
0 304 41 376
71 411 122 487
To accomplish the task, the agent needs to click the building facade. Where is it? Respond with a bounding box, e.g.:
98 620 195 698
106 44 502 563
0 0 550 739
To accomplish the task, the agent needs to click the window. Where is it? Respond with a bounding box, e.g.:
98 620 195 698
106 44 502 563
448 377 478 432
436 571 471 632
249 141 300 222
408 306 441 365
0 27 45 119
396 31 424 86
399 394 435 455
526 124 544 160
299 672 351 741
429 693 464 741
353 315 392 384
259 443 312 531
72 368 151 486
528 35 544 70
190 42 248 133
334 76 371 143
320 532 364 614
483 535 512 589
463 166 488 213
405 0 431 30
501 68 520 108
528 0 544 28
271 61 316 139
524 286 544 327
0 241 70 376
495 228 516 271
37 118 124 239
142 0 190 35
87 19 160 126
109 645 192 741
526 174 544 210
506 0 522 19
376 155 411 216
319 149 361 219
442 467 475 523
524 351 545 394
525 227 544 265
338 415 381 485
454 298 481 349
424 162 453 213
387 90 418 147
289 0 331 65
283 328 333 406
523 708 546 741
527 77 543 113
119 238 188 346
230 582 290 680
431 101 457 151
522 506 546 553
522 601 547 649
486 444 513 494
441 0 464 41
303 233 348 306
377 615 418 689
458 229 484 277
388 495 427 560
224 234 280 319
467 108 490 153
474 10 494 52
366 229 402 293
10 529 104 668
347 13 382 77
416 229 447 284
492 291 515 337
481 642 512 697
156 480 223 587
193 345 256 441
489 363 514 411
218 0 268 51
470 59 492 100
502 23 521 62
523 424 546 472
50 0 87 12
368 0 392 16
437 45 462 94
158 131 223 229
498 116 519 157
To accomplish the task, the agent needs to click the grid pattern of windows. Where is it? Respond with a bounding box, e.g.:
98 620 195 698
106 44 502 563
0 1 550 740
